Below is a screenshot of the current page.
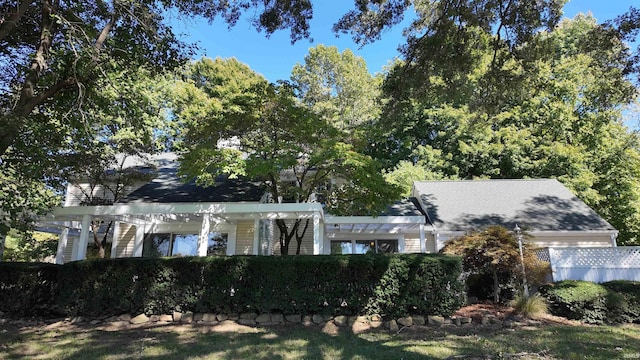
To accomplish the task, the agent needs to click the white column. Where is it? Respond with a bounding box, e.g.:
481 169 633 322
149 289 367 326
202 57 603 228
253 219 261 255
74 214 91 261
434 232 442 252
419 224 426 253
56 226 69 264
198 214 211 256
611 233 618 247
133 224 145 257
313 213 322 255
110 221 120 259
398 235 405 253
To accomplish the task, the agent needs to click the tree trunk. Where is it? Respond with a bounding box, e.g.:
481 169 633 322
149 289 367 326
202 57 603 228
0 229 6 262
492 269 500 303
295 219 310 255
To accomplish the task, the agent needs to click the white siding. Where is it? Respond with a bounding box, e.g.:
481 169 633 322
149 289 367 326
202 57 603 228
529 234 613 248
404 234 423 253
115 224 137 258
235 221 255 255
64 182 146 207
63 237 76 263
272 219 314 255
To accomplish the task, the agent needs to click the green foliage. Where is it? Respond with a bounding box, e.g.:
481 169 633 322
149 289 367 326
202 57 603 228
1 254 463 319
540 280 640 324
3 231 58 262
0 262 61 317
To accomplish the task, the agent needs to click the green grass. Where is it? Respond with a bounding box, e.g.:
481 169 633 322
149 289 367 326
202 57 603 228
0 322 639 359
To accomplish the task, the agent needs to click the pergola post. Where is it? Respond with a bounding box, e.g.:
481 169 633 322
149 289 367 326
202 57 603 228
313 213 323 255
56 226 69 264
419 224 426 253
198 214 211 256
133 223 145 257
73 214 91 261
110 221 120 258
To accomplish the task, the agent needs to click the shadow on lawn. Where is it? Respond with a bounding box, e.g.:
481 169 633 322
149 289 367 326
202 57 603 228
2 322 640 359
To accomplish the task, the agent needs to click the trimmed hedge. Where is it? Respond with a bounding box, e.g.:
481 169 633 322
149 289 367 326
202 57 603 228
0 262 61 317
540 280 640 324
1 254 464 319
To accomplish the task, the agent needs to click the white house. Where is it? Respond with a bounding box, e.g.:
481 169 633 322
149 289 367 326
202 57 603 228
40 155 617 263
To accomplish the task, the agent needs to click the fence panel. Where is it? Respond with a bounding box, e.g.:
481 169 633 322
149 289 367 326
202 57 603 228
543 247 640 283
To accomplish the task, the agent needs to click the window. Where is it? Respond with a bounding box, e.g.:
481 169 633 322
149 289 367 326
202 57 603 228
143 232 228 257
330 239 399 255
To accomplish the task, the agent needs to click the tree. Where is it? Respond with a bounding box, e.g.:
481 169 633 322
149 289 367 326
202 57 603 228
290 45 381 141
173 58 400 254
0 0 318 258
441 226 534 303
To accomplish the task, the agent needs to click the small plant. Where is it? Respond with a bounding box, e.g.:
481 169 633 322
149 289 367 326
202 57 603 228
511 294 548 319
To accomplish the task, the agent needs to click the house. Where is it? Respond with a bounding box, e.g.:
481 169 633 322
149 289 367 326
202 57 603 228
41 156 617 264
43 153 428 263
413 179 618 251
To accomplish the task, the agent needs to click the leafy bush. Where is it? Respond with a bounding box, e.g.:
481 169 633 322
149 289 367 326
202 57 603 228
0 262 61 317
540 280 640 324
4 254 464 319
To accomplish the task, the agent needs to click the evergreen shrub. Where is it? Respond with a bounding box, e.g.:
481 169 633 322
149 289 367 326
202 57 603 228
2 254 464 319
540 280 640 324
0 262 60 317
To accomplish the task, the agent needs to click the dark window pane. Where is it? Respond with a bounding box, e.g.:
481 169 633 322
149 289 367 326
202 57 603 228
143 233 171 258
376 240 398 253
207 232 228 256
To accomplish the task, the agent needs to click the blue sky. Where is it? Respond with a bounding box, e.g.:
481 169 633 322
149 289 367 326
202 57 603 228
169 1 639 82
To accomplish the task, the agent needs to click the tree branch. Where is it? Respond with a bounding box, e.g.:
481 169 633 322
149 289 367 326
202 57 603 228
0 0 30 42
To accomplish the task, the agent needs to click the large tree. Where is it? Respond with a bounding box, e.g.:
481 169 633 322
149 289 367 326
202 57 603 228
0 0 317 258
372 7 640 244
173 57 399 255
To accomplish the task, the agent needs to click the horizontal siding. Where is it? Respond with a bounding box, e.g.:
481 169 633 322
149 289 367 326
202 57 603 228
426 233 437 253
235 220 255 255
272 219 314 255
116 223 136 258
64 182 146 206
529 234 613 248
404 235 422 253
64 237 76 263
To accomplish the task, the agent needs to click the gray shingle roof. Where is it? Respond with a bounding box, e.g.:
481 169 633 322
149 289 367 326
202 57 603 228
413 179 615 232
118 168 265 203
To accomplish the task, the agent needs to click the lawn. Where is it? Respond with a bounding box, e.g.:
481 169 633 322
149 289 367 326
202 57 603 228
1 320 639 359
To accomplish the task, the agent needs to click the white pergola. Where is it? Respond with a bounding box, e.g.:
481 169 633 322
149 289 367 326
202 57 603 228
41 202 427 263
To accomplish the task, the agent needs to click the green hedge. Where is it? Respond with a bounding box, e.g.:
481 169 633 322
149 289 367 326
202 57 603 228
1 254 464 319
540 280 640 324
0 262 61 317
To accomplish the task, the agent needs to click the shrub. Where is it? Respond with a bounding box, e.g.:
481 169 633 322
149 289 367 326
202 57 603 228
511 294 548 319
540 280 640 324
44 254 464 319
0 262 61 317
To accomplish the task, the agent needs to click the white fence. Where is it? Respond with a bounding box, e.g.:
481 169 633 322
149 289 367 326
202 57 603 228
537 247 640 283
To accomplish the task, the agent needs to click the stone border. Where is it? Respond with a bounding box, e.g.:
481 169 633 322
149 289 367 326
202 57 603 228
0 310 543 332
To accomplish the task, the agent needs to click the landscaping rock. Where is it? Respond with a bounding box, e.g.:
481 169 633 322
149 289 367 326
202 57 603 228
398 317 413 327
118 314 132 322
351 321 370 333
369 314 382 322
240 312 258 320
217 314 228 322
271 313 284 323
193 313 204 322
255 314 271 323
302 315 313 325
159 315 173 322
70 316 85 324
412 315 425 326
460 317 472 324
334 315 348 327
312 314 324 324
389 319 399 332
285 314 301 323
149 315 160 322
370 321 383 328
427 315 444 326
237 319 256 326
480 316 490 325
181 312 194 324
202 313 217 323
130 314 149 324
173 311 182 322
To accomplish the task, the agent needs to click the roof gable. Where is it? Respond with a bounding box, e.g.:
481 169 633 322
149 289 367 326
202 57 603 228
413 179 615 232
